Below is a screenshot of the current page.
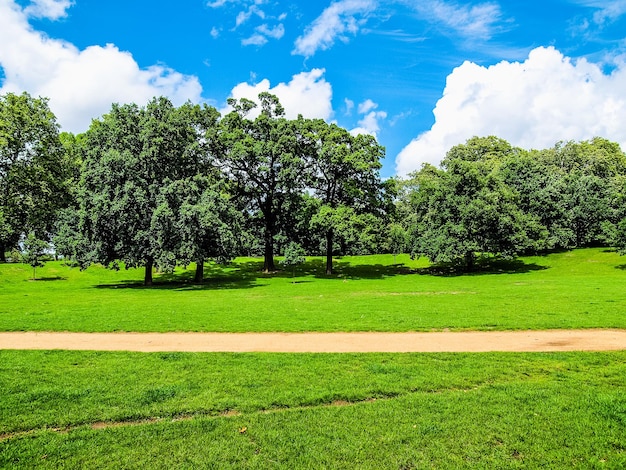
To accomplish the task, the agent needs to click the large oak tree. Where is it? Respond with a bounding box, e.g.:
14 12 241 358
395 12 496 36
78 97 220 285
0 92 71 261
219 93 304 272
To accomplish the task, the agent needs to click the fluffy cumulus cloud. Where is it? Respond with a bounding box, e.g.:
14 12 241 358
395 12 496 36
395 46 626 176
293 0 376 57
350 99 386 137
0 0 202 132
223 69 333 120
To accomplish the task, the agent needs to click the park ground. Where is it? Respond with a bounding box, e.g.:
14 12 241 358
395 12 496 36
1 248 626 468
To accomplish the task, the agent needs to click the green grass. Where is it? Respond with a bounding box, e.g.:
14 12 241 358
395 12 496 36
1 350 625 468
1 248 626 332
3 249 626 467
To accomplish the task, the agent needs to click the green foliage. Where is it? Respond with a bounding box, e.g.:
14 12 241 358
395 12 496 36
152 175 241 282
21 232 49 279
77 98 222 285
0 92 71 260
407 156 536 269
400 136 626 268
303 120 386 273
281 242 306 278
501 137 626 250
219 94 305 272
386 223 406 262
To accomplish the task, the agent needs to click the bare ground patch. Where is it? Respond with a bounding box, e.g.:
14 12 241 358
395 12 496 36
1 329 626 353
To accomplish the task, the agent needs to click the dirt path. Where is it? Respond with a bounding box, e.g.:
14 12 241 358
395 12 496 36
1 329 626 352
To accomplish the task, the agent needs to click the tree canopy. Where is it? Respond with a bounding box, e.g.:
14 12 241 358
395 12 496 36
6 90 626 279
0 92 71 261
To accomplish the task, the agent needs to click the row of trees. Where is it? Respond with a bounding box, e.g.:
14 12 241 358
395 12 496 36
2 92 391 284
3 91 626 283
397 136 626 269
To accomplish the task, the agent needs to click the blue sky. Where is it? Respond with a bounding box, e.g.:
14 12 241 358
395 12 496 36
1 0 626 177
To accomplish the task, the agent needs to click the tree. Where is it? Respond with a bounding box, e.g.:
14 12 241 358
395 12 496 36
219 93 304 272
406 140 538 270
151 175 240 283
22 232 49 280
500 149 571 250
0 92 70 261
302 120 386 274
78 98 219 285
503 138 626 250
387 222 406 263
281 242 306 280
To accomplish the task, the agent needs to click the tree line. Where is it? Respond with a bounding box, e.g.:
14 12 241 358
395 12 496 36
1 92 391 284
397 135 626 270
2 92 626 284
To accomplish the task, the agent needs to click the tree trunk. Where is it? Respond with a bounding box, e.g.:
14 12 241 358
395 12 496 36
194 259 204 284
263 238 275 272
0 242 6 262
144 258 153 286
325 229 334 275
465 251 475 272
263 214 276 273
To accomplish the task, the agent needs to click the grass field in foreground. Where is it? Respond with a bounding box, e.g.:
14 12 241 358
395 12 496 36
1 248 626 332
1 350 625 468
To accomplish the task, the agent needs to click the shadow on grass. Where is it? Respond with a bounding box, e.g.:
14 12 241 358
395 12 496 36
615 264 626 271
415 258 548 277
30 276 68 281
93 255 548 290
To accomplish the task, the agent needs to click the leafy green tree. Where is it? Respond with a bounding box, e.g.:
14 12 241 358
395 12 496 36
281 241 306 279
0 92 70 261
219 93 304 272
500 150 571 250
505 138 626 249
302 120 386 274
22 232 49 280
151 175 240 283
407 151 537 270
78 97 219 285
387 222 406 263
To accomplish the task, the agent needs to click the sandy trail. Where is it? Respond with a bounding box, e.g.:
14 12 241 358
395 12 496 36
1 329 626 352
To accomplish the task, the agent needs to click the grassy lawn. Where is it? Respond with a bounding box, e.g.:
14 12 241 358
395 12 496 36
1 247 626 332
2 248 626 467
1 350 626 468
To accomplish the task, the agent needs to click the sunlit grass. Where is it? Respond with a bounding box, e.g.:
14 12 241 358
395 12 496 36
1 350 625 468
1 248 625 332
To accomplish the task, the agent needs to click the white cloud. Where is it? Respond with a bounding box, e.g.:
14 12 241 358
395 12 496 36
344 98 354 115
235 5 264 27
223 69 333 120
350 99 386 137
257 23 284 39
241 33 267 46
593 3 626 24
412 0 504 40
395 46 626 176
0 0 202 133
293 0 505 57
210 27 220 38
357 98 377 114
571 0 626 24
24 0 73 20
241 23 284 46
207 0 236 8
293 0 376 57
